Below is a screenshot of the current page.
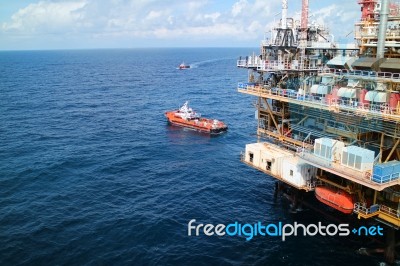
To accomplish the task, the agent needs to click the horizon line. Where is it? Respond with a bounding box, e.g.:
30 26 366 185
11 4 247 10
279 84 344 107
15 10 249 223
0 46 259 52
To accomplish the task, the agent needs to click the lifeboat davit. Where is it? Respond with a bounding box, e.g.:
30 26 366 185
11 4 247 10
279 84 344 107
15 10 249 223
178 62 190 69
165 101 228 134
315 187 354 214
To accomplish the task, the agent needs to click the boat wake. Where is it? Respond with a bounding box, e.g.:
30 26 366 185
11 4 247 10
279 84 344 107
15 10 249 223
190 57 234 68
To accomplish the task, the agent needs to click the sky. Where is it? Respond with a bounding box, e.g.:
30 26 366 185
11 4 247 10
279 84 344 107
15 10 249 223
0 0 360 50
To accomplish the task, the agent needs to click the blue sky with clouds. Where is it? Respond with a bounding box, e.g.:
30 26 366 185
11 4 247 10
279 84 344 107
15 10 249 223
0 0 360 50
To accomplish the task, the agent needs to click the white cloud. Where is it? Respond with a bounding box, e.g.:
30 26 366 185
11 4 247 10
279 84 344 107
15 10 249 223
187 1 208 12
0 0 361 49
146 10 163 20
232 0 248 17
167 15 174 25
309 2 360 40
204 12 220 23
151 23 246 40
312 4 337 23
247 21 262 33
2 1 87 34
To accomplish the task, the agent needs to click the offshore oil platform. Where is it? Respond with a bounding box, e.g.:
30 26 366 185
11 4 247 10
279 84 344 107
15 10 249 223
238 0 400 262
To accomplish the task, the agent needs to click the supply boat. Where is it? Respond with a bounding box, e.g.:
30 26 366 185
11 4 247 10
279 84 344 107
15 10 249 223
315 187 354 214
178 62 190 69
165 101 227 134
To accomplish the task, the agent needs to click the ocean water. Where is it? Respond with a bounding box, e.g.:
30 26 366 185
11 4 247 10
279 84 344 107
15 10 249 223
0 48 385 265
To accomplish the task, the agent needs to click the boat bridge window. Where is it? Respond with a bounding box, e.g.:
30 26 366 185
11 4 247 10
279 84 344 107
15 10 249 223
249 152 254 163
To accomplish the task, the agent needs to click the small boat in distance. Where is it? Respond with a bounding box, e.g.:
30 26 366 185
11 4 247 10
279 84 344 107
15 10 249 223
315 186 354 214
165 101 228 134
178 62 190 69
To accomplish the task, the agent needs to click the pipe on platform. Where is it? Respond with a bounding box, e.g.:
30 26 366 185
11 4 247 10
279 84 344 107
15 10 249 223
282 0 288 29
377 0 389 59
301 0 309 31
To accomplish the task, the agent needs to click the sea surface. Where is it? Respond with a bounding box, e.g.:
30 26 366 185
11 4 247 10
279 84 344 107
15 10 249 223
0 48 386 265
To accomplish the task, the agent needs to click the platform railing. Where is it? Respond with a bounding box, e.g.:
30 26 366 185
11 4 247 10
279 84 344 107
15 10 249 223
318 68 400 81
379 205 400 218
354 203 400 218
353 202 380 215
238 59 400 81
297 149 372 182
371 172 400 184
238 59 322 71
237 83 400 119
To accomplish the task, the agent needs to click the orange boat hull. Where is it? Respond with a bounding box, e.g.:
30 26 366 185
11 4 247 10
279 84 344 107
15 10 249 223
165 111 227 134
315 187 354 214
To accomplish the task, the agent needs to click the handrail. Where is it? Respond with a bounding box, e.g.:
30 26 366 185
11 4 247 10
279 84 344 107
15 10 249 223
379 205 400 218
237 83 400 122
354 202 400 218
319 67 400 81
353 202 379 215
238 58 400 82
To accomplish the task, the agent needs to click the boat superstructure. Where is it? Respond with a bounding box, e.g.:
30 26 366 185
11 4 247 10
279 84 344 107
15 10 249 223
178 62 190 69
237 0 400 255
165 101 228 134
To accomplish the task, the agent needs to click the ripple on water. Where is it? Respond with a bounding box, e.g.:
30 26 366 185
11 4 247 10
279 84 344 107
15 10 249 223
0 49 382 266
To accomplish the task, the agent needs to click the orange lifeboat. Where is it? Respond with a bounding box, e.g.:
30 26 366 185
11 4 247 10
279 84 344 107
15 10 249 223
315 187 354 214
165 101 228 134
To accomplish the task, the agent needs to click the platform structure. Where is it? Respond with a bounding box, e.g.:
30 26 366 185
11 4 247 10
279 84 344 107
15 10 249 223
238 0 400 228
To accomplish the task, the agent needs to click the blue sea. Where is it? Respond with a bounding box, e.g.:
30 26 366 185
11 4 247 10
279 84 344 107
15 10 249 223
0 48 387 265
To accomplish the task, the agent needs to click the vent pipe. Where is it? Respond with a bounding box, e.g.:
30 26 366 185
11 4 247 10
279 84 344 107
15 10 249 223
301 0 309 32
282 0 288 29
377 0 389 59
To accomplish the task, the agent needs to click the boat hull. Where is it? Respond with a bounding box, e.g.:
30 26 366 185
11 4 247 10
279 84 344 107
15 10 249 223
315 187 354 214
165 111 227 134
